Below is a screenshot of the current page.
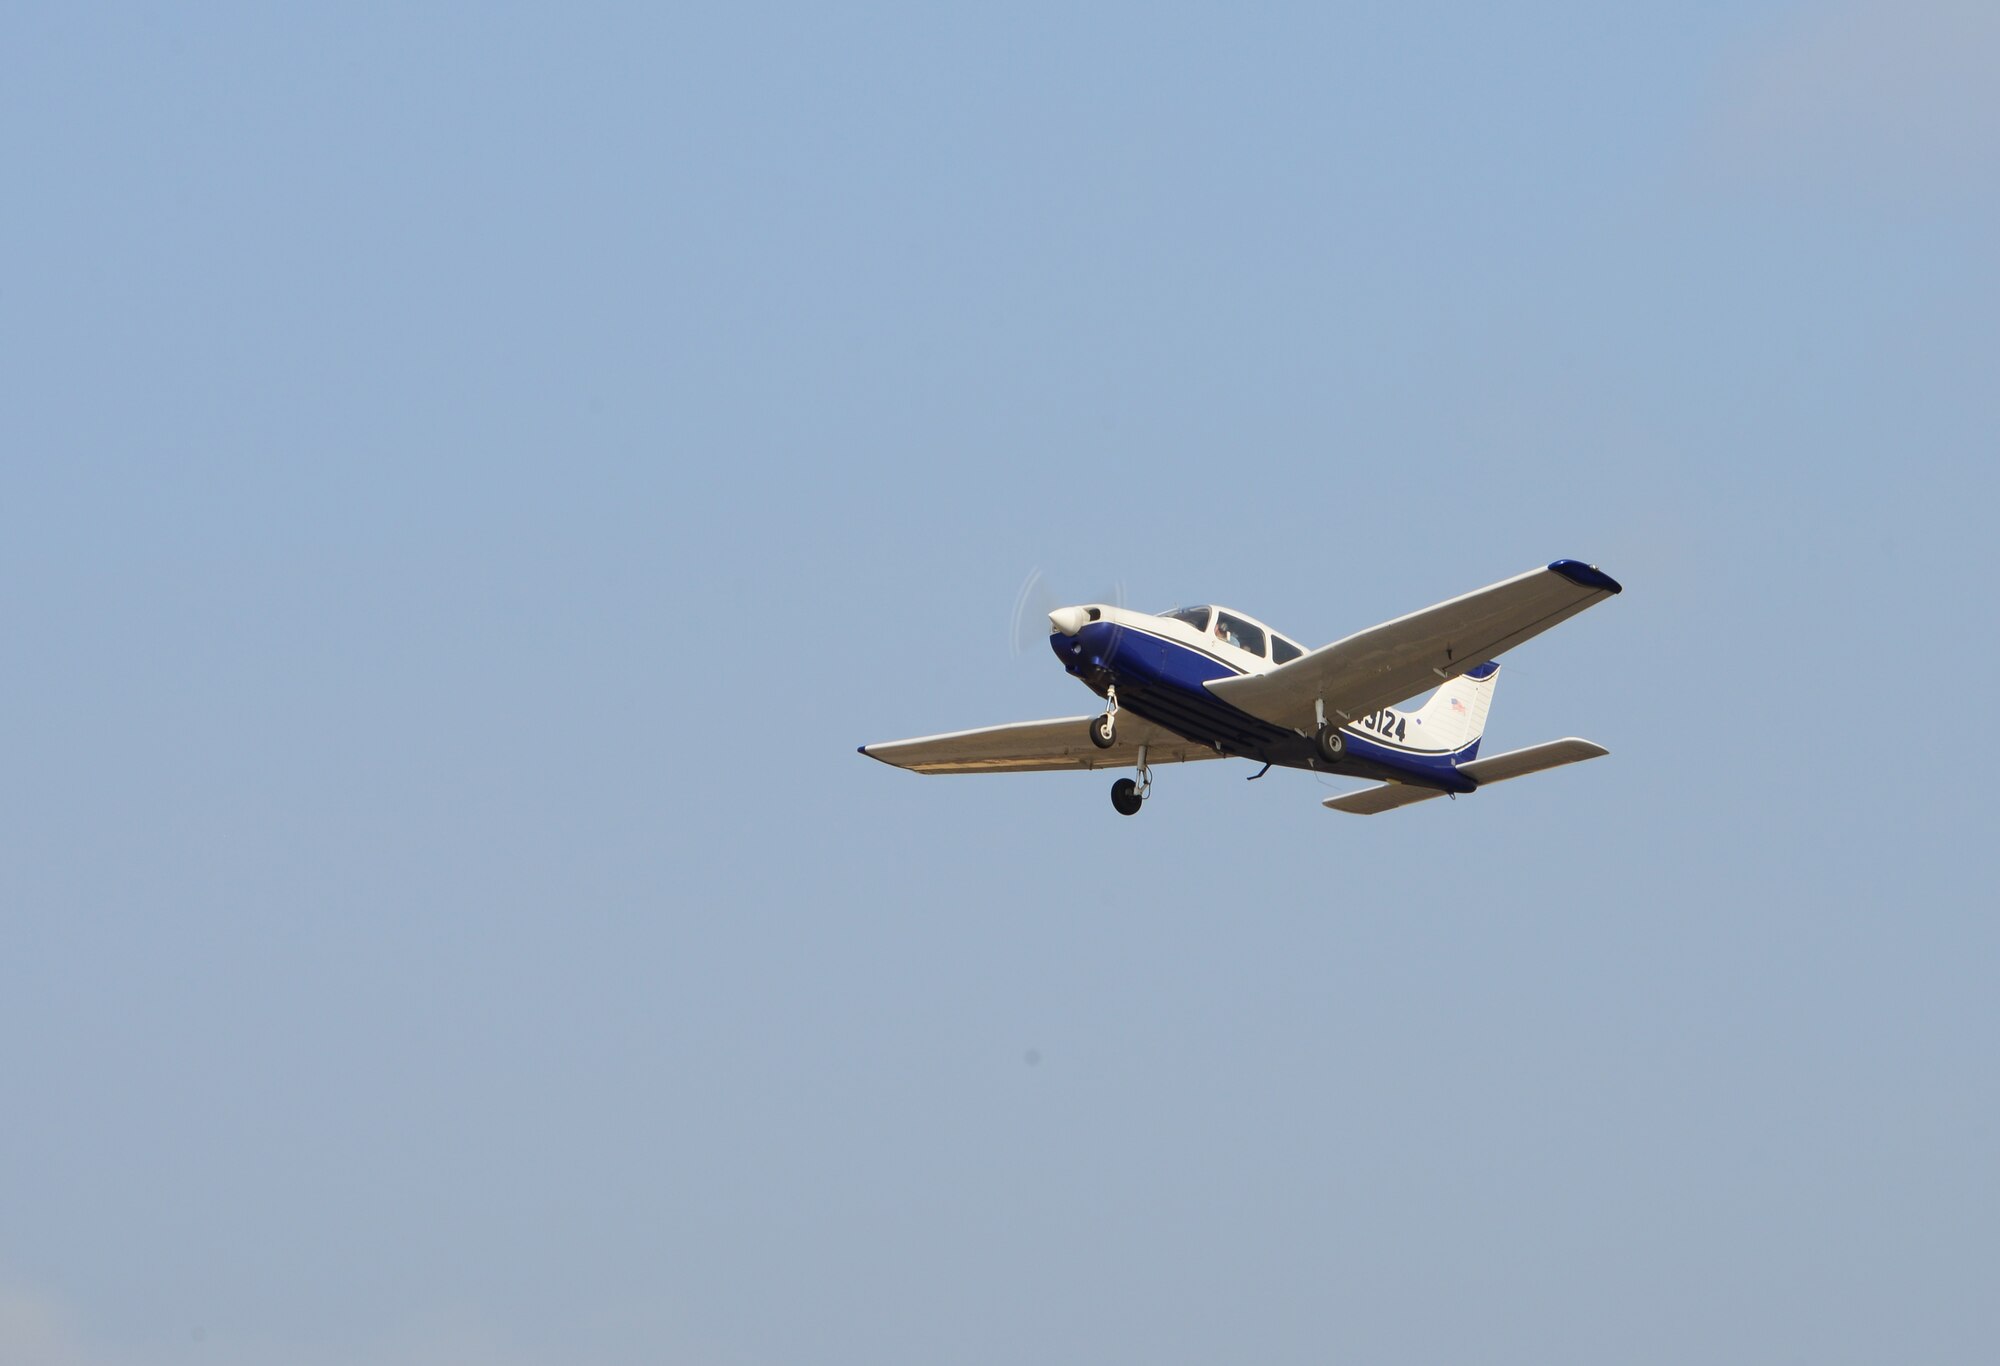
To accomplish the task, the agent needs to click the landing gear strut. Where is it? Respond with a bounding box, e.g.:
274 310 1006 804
1089 685 1119 749
1110 743 1151 815
1314 696 1345 764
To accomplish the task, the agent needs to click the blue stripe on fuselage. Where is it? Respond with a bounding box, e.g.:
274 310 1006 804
1067 620 1240 690
1052 622 1282 755
1050 622 1476 791
1336 729 1477 791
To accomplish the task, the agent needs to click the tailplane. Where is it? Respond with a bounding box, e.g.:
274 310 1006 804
1322 737 1609 815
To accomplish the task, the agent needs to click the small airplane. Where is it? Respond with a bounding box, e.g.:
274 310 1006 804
859 560 1624 816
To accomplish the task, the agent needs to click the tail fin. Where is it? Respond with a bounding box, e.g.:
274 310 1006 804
1392 661 1498 758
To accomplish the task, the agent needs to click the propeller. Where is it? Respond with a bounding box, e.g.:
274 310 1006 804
1008 568 1127 659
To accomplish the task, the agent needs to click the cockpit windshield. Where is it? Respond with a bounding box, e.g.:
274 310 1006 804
1213 611 1265 656
1160 604 1295 659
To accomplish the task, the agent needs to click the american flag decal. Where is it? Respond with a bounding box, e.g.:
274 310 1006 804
1450 697 1467 715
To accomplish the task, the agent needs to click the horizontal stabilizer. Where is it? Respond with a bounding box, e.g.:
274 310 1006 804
1458 737 1608 783
1321 783 1451 815
1321 737 1609 815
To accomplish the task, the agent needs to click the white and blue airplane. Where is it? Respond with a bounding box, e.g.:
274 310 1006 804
860 559 1623 816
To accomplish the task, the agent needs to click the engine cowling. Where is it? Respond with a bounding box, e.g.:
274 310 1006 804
1048 606 1091 636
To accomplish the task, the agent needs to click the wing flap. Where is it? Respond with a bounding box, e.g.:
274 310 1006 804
860 715 1221 775
1206 560 1621 733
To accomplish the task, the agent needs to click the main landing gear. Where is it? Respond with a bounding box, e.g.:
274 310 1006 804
1111 743 1152 816
1313 696 1345 764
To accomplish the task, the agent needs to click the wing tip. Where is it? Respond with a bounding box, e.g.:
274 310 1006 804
1547 559 1623 594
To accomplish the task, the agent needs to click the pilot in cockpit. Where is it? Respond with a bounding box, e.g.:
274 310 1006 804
1214 618 1241 649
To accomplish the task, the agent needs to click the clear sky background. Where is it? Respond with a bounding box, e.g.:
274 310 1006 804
4 3 1996 1363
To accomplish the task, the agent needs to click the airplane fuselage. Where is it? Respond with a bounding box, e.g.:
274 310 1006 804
1050 607 1478 793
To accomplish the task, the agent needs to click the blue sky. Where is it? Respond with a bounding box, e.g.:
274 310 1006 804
4 3 1996 1363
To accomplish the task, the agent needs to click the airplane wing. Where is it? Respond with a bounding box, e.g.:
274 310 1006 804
1206 559 1621 733
859 715 1222 775
1322 738 1610 815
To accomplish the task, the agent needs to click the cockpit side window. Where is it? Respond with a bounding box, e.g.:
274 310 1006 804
1271 635 1303 664
1213 611 1266 657
1161 605 1212 632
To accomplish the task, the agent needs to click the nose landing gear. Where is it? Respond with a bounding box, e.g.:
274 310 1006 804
1089 685 1119 749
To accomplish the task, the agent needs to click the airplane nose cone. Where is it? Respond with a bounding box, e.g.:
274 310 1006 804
1049 606 1090 636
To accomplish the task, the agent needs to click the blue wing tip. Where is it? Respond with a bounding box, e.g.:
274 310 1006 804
1548 559 1622 594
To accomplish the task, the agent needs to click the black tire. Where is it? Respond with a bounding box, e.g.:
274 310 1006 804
1110 777 1144 815
1316 726 1346 763
1089 713 1117 749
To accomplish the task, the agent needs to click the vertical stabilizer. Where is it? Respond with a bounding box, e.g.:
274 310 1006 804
1392 661 1499 757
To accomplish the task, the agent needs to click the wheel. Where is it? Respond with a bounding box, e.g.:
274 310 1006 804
1089 712 1117 749
1110 777 1144 815
1315 726 1346 763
